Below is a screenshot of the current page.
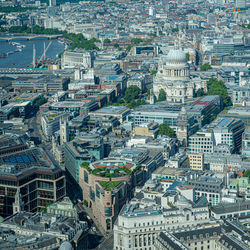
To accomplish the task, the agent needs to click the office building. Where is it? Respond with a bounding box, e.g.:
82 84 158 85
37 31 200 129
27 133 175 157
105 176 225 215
12 76 70 94
64 133 104 183
242 126 250 156
109 147 164 182
189 118 244 154
149 6 156 16
211 200 250 219
207 13 216 25
219 106 250 126
0 209 88 249
0 135 27 155
90 105 130 123
188 131 215 153
188 175 223 205
127 104 181 129
127 74 148 92
133 122 159 138
0 140 65 217
154 220 249 250
62 50 94 69
186 95 222 127
79 159 137 231
0 104 19 122
187 153 204 171
113 180 210 250
212 118 245 153
236 0 246 9
40 101 99 116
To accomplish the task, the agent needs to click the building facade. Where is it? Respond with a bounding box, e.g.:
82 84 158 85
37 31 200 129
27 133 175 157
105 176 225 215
62 50 94 69
64 134 104 183
41 112 69 141
79 159 140 231
0 146 65 217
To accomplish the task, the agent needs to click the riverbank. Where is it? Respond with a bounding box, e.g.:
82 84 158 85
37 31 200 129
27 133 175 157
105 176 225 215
0 35 65 68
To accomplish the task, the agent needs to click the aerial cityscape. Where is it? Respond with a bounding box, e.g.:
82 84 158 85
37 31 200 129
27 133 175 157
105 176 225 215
0 0 249 249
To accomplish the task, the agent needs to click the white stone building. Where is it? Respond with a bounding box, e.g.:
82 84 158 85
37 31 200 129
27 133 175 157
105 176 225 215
113 179 210 250
61 50 94 69
153 49 195 103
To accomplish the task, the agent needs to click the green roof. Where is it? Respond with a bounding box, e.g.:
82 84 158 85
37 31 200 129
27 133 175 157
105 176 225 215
99 181 121 190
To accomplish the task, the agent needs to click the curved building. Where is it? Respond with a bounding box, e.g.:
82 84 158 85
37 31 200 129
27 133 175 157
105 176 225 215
153 49 194 103
79 159 138 231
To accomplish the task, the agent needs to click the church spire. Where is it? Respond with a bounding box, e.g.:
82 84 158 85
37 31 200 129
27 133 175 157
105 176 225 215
13 189 24 214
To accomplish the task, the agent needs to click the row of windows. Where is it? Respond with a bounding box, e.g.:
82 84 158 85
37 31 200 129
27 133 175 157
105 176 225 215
0 180 17 186
189 138 211 141
133 221 163 227
221 212 249 219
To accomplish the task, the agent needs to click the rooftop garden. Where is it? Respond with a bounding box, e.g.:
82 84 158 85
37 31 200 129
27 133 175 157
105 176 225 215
99 181 121 190
47 113 62 120
132 165 142 173
92 166 131 178
81 162 91 173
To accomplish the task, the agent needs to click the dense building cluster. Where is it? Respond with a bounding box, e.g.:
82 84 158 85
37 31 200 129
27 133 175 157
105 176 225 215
0 0 249 249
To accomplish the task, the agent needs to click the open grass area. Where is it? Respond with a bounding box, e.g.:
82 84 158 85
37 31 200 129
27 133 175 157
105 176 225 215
99 181 121 190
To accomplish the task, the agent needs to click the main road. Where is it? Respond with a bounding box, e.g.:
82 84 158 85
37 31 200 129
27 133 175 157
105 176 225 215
26 109 52 150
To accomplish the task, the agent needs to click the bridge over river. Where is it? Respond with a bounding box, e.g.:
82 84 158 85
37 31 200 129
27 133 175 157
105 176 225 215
0 34 63 42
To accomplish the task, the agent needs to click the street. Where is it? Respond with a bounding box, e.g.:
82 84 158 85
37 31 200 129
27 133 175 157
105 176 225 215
76 204 109 249
26 109 52 150
26 110 114 249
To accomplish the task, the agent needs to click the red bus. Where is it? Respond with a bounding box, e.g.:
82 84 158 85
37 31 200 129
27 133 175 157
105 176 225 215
78 199 83 206
87 215 92 222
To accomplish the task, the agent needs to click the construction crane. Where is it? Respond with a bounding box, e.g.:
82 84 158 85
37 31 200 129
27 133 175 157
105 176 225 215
39 41 52 62
32 44 36 68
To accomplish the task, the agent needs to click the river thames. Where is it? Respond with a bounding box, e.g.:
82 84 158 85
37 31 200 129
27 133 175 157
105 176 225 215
0 34 65 68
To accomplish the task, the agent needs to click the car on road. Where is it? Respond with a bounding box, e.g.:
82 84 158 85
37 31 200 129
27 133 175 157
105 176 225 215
92 227 97 232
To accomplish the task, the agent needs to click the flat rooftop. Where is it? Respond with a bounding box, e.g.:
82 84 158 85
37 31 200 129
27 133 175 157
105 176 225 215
0 147 58 176
153 167 191 176
0 135 25 151
134 104 181 113
122 203 162 217
211 200 250 214
94 105 130 115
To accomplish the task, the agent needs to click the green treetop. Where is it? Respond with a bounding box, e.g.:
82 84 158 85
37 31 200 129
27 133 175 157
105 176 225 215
158 89 166 102
201 63 212 71
158 123 175 138
124 85 141 103
206 78 231 107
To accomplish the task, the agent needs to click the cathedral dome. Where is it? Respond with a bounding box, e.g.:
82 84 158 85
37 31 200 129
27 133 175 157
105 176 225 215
166 49 186 64
59 241 73 250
